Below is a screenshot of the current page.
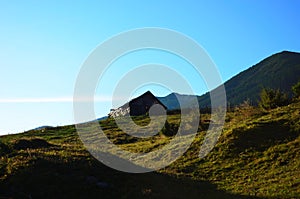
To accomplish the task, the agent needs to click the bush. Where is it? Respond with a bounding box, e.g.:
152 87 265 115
161 121 178 136
259 88 289 110
234 99 254 116
0 141 11 156
12 138 52 150
292 81 300 98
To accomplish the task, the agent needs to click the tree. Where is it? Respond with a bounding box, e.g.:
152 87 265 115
292 81 300 98
259 88 289 110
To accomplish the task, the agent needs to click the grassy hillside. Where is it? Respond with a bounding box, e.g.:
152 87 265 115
159 51 300 109
0 100 299 198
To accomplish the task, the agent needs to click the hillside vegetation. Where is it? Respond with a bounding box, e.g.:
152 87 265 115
0 100 299 198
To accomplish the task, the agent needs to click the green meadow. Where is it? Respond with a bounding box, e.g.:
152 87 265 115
0 99 299 198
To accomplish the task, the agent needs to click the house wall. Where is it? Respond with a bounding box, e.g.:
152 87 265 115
129 95 165 116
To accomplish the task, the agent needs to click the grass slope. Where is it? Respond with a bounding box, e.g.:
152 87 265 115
0 101 299 198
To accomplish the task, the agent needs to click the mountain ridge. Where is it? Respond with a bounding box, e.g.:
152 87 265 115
159 51 300 110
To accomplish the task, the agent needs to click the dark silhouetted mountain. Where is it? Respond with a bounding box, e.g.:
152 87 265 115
159 51 300 109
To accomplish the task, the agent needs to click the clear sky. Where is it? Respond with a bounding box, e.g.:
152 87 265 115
1 1 300 134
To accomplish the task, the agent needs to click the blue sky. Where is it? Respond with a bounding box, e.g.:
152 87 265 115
1 1 300 134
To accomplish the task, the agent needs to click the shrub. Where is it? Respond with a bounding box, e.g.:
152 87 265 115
234 99 255 117
292 80 300 98
12 138 52 150
161 121 178 136
0 141 11 156
259 88 289 110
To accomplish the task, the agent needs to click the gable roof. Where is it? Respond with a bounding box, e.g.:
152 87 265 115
129 91 167 110
108 91 168 117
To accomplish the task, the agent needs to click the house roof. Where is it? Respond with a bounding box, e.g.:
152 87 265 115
129 91 167 110
115 91 167 110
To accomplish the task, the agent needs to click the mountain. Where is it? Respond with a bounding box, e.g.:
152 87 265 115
157 93 198 110
159 51 300 110
1 51 300 198
32 126 53 131
97 116 108 121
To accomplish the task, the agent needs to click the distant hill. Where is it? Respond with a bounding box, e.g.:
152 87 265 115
32 126 53 131
159 51 300 109
157 93 198 110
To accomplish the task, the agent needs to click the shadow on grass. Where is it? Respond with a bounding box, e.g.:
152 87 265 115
0 156 262 199
232 121 299 153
